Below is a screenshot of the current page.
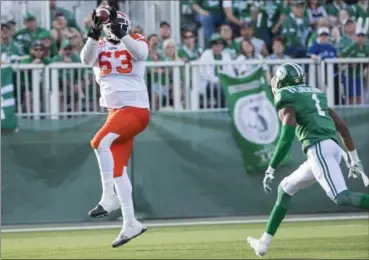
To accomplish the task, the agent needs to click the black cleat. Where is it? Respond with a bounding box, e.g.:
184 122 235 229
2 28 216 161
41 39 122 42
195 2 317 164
88 204 108 218
112 227 148 248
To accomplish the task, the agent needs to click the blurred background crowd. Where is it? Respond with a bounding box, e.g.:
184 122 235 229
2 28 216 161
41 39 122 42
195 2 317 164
0 0 368 112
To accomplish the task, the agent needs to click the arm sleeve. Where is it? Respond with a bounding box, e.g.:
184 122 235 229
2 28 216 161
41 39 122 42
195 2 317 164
269 124 296 169
80 38 99 65
307 44 317 56
121 34 148 61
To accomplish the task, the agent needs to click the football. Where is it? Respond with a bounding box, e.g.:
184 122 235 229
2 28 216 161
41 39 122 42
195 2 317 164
95 7 110 24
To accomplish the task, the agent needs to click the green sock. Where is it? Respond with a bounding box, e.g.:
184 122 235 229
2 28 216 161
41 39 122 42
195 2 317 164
265 186 291 236
358 193 369 209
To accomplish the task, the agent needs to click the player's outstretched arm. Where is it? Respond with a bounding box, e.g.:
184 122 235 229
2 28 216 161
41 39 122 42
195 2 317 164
269 107 296 171
328 108 357 158
263 107 296 194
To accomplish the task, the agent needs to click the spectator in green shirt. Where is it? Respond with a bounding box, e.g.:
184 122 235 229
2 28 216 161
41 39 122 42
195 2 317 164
281 0 311 58
190 0 225 45
346 0 369 24
222 0 253 36
18 41 51 113
336 18 356 57
219 24 239 59
52 39 84 113
178 29 202 61
325 0 348 19
158 21 172 52
37 30 58 59
12 13 49 58
49 0 81 32
0 22 19 64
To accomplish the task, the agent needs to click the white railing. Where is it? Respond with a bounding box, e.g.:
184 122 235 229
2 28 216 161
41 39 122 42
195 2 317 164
8 58 369 119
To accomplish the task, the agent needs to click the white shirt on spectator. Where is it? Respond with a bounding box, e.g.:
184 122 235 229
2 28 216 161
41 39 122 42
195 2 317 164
198 49 234 93
235 37 265 57
235 54 266 76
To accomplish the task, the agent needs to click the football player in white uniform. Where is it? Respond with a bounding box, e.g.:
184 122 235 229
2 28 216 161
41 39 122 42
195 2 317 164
80 7 149 247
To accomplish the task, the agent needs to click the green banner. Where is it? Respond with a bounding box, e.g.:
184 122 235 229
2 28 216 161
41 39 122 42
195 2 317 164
1 66 17 130
219 67 290 173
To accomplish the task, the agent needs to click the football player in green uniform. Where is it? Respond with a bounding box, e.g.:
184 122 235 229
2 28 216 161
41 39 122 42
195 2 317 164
247 63 369 257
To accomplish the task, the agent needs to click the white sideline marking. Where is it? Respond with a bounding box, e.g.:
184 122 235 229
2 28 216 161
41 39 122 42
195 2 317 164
2 213 368 233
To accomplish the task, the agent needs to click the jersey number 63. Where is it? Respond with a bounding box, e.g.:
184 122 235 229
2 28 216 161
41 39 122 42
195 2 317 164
98 50 133 75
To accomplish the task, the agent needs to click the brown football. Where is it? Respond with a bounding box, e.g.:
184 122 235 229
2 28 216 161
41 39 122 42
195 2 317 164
96 7 110 24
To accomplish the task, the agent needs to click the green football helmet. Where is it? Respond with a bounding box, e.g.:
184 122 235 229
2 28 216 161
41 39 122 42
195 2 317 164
271 63 306 93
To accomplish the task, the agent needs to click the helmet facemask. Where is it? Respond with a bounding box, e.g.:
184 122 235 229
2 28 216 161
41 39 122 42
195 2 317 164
103 11 131 42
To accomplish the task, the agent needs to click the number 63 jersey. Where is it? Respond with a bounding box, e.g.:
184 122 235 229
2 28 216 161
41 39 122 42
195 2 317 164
82 34 149 109
274 85 338 153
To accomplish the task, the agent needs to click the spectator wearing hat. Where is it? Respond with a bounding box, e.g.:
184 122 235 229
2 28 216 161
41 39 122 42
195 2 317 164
0 22 19 64
340 29 369 105
51 12 83 51
219 24 239 60
281 0 311 58
38 30 58 59
337 18 357 56
190 0 225 45
235 21 269 57
308 27 337 61
12 12 49 57
6 18 16 37
178 29 202 61
198 33 234 108
18 41 51 113
52 39 84 113
158 21 173 50
50 0 81 32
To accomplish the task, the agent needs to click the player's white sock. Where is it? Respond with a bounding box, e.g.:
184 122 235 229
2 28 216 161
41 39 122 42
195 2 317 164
260 232 273 245
94 149 115 200
114 167 136 226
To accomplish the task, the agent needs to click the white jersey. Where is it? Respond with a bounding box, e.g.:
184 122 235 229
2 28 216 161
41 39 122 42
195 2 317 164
80 33 149 109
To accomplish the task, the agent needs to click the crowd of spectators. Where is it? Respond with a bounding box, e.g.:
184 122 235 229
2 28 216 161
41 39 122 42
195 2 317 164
1 0 368 113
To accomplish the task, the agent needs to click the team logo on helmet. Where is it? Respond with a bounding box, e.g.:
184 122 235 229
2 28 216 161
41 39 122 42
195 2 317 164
275 66 287 80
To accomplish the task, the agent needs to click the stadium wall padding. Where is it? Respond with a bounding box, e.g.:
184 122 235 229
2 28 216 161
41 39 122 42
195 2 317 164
2 108 369 225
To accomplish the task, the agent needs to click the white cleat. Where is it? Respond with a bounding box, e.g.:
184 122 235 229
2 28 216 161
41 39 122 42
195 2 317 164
247 237 269 257
88 195 120 218
112 221 148 248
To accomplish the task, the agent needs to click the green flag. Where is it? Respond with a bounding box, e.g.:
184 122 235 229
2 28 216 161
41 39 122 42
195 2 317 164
219 67 290 173
1 65 17 130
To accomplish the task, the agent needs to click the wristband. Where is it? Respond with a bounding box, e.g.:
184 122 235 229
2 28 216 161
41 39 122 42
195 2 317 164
348 149 359 162
266 166 275 175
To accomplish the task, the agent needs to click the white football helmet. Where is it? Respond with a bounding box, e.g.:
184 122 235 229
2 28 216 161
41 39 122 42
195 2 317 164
103 10 131 41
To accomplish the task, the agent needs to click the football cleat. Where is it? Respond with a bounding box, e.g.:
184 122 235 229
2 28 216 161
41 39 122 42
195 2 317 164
88 195 120 218
112 221 148 248
247 237 269 257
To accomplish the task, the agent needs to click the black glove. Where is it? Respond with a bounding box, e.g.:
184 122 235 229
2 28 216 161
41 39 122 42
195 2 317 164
110 20 129 40
87 9 103 41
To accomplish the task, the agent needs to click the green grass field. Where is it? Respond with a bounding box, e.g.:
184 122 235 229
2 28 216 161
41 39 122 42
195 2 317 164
2 219 368 259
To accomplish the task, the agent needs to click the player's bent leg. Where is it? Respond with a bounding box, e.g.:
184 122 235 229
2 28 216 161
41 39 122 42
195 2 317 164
248 162 315 257
111 139 147 248
90 130 121 218
334 190 369 209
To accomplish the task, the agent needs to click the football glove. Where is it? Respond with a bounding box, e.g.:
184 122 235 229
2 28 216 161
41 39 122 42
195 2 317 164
263 167 275 194
88 9 103 41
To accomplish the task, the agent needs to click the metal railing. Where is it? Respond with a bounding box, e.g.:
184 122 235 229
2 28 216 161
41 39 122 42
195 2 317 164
7 58 369 119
